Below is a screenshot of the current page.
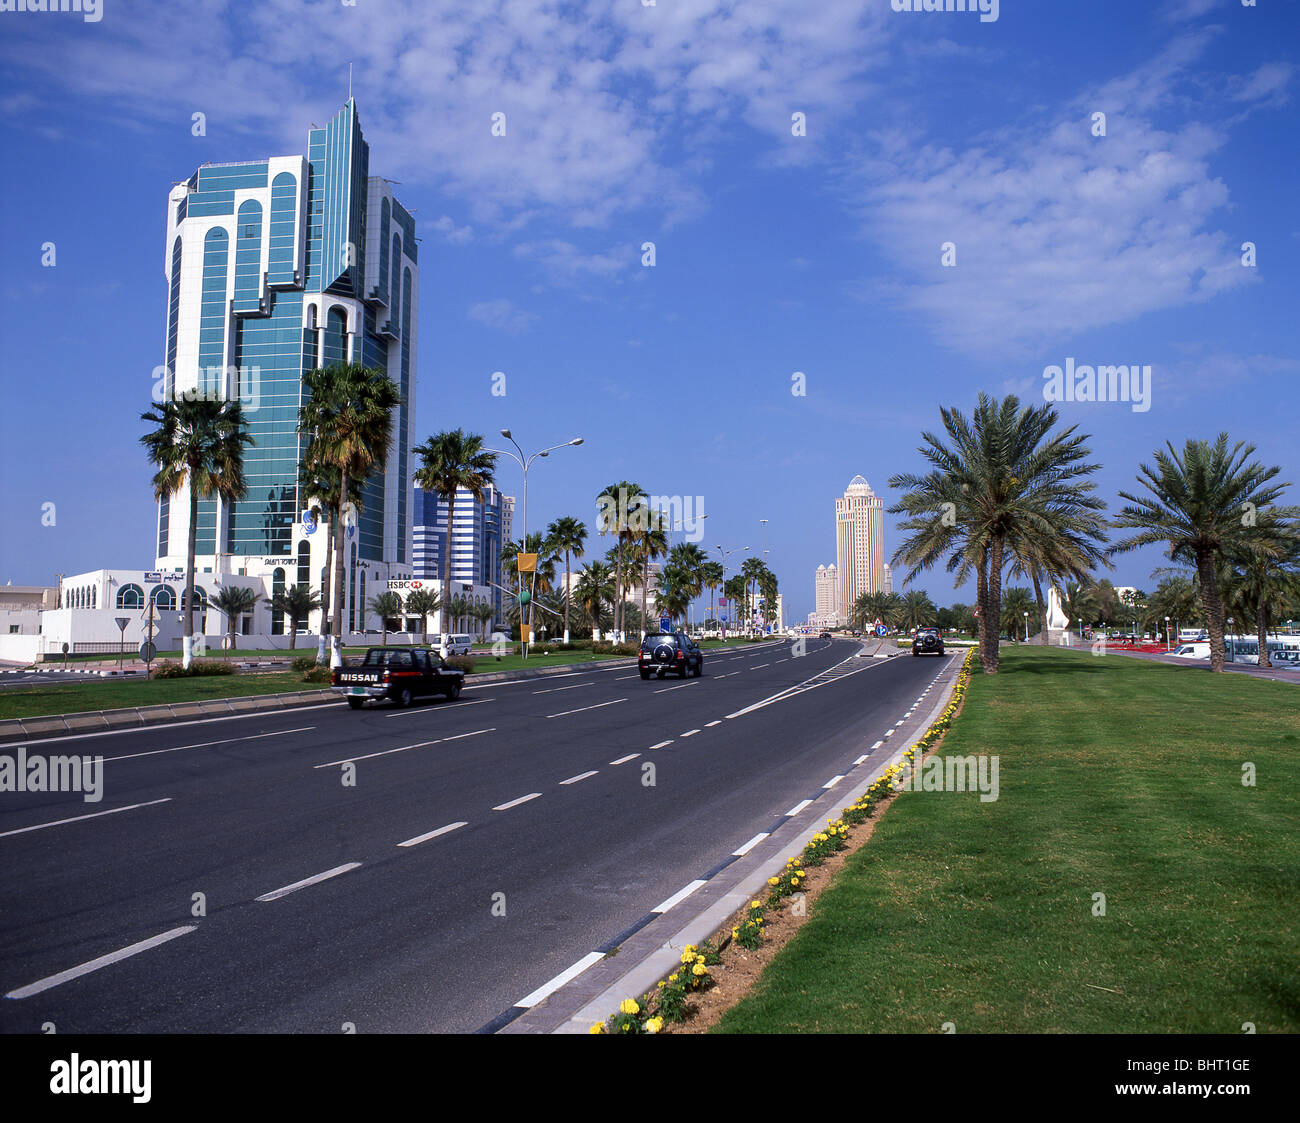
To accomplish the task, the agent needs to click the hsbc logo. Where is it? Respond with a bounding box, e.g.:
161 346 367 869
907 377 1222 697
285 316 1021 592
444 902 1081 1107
386 580 423 591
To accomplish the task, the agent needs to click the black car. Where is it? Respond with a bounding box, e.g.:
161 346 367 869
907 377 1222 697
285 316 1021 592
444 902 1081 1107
639 632 704 679
819 630 832 640
912 627 945 656
332 647 465 708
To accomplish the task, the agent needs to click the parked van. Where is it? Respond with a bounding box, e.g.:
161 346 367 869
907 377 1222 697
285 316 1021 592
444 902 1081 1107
1177 628 1207 643
437 634 474 656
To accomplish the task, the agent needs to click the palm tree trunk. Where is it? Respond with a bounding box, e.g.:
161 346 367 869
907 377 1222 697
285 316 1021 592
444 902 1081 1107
1257 600 1271 670
975 547 989 671
984 535 1004 673
318 510 334 663
184 481 199 669
641 552 649 636
1196 549 1227 672
330 469 348 667
1031 569 1047 645
289 619 297 650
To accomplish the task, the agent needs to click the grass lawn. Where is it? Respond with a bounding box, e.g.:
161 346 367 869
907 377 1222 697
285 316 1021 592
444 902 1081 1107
714 646 1299 1033
0 672 314 720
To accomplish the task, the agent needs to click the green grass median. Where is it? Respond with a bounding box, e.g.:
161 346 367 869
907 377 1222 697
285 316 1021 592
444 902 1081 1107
714 646 1299 1033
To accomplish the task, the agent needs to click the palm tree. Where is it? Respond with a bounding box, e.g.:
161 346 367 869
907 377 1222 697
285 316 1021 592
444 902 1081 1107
1220 511 1300 669
299 362 403 666
901 589 937 632
1006 514 1110 645
575 561 615 639
850 590 894 631
412 430 497 646
1114 435 1292 672
654 570 691 631
299 458 363 646
1146 574 1199 641
446 593 472 635
667 543 709 632
140 397 253 668
889 393 1105 674
212 585 261 651
268 584 321 649
404 587 442 645
722 575 747 631
595 481 646 641
470 600 495 641
546 516 587 643
368 591 403 644
699 560 724 627
630 509 669 637
739 556 767 633
1000 587 1036 641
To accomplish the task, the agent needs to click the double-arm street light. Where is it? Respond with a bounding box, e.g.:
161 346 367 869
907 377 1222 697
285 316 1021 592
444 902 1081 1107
484 430 583 659
715 544 748 633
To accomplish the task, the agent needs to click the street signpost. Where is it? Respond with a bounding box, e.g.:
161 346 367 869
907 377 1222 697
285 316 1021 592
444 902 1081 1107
659 615 672 634
115 616 130 669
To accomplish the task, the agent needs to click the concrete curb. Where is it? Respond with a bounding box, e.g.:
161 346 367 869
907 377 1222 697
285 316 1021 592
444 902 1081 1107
0 641 786 745
492 649 967 1033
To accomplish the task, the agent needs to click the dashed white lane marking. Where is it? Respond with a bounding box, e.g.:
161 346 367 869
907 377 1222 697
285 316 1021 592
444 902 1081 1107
609 753 640 765
653 880 707 914
533 683 593 695
386 698 492 717
256 862 362 902
615 675 640 680
493 792 542 811
705 720 722 727
98 727 315 764
6 926 198 999
895 720 906 727
560 770 598 785
680 729 701 738
753 663 770 669
885 729 895 738
0 798 172 840
546 698 626 719
786 799 813 816
517 952 606 1009
398 821 468 848
854 754 868 765
733 832 769 856
653 680 700 694
871 740 884 749
314 727 493 768
649 740 673 750
823 774 845 788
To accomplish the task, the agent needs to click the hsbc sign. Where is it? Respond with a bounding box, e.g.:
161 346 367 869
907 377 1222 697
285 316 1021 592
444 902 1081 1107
387 580 424 591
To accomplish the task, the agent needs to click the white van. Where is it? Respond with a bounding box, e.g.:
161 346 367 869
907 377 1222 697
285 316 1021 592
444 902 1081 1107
438 634 474 657
1177 628 1207 643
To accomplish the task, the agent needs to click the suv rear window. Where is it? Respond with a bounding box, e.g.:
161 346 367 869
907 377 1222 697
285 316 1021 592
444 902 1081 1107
641 633 680 648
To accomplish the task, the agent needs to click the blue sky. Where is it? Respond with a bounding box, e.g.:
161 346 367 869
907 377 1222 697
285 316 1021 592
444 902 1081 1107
1 0 1296 622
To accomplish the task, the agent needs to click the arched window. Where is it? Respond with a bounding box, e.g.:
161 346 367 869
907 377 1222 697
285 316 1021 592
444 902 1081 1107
151 585 176 611
233 199 263 312
91 586 97 609
268 172 297 285
271 567 286 635
377 198 391 303
297 540 311 590
116 584 144 610
389 234 402 331
349 544 358 633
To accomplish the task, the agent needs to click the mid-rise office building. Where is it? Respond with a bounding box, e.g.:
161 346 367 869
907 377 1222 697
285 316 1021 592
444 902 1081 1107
815 563 838 620
153 99 416 634
835 475 887 622
412 482 508 622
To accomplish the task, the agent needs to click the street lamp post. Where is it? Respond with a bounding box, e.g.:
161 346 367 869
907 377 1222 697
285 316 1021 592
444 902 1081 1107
1023 610 1029 643
1165 615 1171 652
715 544 748 639
484 430 583 660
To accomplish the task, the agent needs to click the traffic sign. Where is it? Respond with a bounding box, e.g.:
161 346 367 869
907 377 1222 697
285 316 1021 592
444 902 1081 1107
139 641 157 662
875 624 888 637
659 615 672 633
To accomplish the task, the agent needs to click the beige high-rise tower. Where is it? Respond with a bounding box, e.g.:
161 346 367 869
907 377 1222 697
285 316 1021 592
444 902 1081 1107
835 475 886 622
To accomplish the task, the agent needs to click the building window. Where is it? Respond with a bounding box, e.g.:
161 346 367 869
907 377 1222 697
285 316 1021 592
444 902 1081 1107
271 567 286 635
116 584 145 610
151 585 176 611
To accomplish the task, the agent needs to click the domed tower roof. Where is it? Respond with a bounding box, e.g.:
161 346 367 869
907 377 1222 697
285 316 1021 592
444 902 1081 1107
845 474 873 494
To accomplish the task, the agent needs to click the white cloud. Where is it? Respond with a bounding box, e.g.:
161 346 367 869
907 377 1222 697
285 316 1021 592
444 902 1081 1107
432 215 474 244
467 299 537 335
513 239 628 281
845 35 1257 357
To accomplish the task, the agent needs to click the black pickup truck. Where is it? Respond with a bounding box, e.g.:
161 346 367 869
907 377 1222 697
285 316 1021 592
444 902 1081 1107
331 647 466 709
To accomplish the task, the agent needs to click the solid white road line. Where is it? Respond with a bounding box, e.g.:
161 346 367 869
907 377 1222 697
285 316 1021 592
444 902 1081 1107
0 798 173 840
823 774 845 788
732 832 769 857
386 698 492 717
256 862 361 903
546 698 626 719
560 770 598 785
786 799 813 816
608 753 640 765
313 727 493 768
652 879 707 914
493 792 542 811
398 821 468 848
99 727 315 764
6 926 198 999
517 951 606 1009
649 740 673 750
680 729 701 738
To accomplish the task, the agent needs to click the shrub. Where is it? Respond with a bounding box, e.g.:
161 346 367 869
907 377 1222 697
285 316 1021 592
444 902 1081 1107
291 655 318 672
151 659 234 678
301 665 332 684
444 655 475 673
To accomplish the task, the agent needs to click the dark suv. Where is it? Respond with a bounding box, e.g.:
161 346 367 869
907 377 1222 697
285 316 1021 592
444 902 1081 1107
639 632 704 679
912 627 945 656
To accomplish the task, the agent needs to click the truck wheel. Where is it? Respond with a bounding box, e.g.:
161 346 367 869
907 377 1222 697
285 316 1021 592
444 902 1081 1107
398 687 414 708
348 698 365 710
445 681 461 701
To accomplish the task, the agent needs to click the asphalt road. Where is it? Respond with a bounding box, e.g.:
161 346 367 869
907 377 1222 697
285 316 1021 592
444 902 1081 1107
0 638 955 1033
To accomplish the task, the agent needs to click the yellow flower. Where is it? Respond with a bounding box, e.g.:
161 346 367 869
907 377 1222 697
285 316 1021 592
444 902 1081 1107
645 1016 664 1034
768 877 779 886
657 981 665 989
589 1023 605 1034
668 973 679 982
750 900 763 910
619 998 640 1016
692 963 708 976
